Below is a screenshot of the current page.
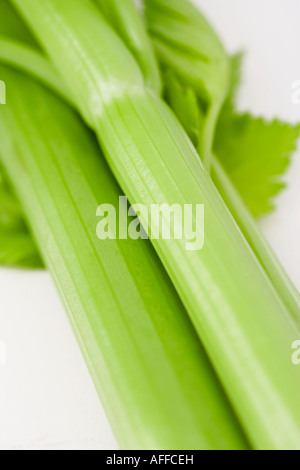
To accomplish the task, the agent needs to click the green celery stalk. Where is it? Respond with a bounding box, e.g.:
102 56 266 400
4 35 298 328
94 0 161 95
144 0 300 327
0 0 39 48
211 158 300 330
0 36 72 104
144 0 230 169
12 0 300 449
0 65 249 450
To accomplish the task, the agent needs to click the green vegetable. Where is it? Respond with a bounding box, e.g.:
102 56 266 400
0 230 41 268
94 0 161 95
162 67 300 327
0 65 249 450
215 110 300 218
5 0 298 324
5 39 298 325
157 43 300 325
0 0 39 49
144 0 230 168
145 1 300 325
0 163 42 268
163 69 204 149
0 36 72 104
11 0 300 449
216 52 300 218
160 54 300 219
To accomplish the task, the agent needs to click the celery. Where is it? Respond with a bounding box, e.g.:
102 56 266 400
211 158 300 329
0 0 38 48
144 0 230 169
0 36 72 104
94 0 161 95
11 0 300 449
144 0 300 326
0 64 249 450
0 161 42 268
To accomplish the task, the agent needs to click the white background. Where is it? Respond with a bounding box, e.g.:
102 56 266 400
0 0 299 450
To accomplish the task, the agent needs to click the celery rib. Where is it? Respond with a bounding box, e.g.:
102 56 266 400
0 36 72 104
145 0 230 169
10 0 300 449
94 0 161 95
0 65 248 450
211 158 300 330
144 0 300 326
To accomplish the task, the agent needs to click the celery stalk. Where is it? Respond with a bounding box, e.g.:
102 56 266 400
94 0 161 95
0 36 72 104
144 0 230 169
211 158 300 329
143 0 300 326
12 0 300 449
0 65 248 450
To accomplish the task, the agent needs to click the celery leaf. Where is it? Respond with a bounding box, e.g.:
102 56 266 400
214 112 300 218
163 69 204 149
164 56 300 219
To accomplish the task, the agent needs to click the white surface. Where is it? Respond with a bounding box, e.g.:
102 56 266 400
0 0 299 451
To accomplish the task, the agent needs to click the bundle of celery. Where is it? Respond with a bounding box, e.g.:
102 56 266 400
0 0 300 450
